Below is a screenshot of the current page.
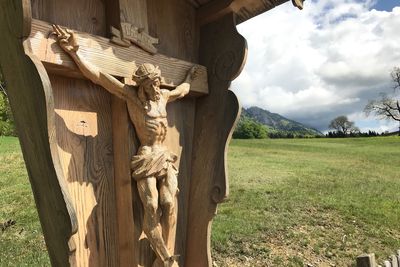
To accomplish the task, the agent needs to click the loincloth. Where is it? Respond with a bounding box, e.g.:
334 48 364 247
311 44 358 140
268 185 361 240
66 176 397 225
131 146 178 181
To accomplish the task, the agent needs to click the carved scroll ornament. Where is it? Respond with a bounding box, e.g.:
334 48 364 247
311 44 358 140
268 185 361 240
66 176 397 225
111 22 159 54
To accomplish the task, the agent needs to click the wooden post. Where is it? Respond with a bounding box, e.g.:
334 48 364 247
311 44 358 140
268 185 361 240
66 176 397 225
392 255 399 267
357 254 377 267
397 250 400 266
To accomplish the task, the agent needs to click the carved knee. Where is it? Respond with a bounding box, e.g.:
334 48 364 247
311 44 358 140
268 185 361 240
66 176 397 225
161 198 175 216
144 200 158 218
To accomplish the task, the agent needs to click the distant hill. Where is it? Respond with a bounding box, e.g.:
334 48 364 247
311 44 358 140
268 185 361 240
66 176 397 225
241 106 322 136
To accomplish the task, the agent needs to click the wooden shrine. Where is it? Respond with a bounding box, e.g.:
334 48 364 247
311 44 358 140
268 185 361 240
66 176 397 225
0 0 303 266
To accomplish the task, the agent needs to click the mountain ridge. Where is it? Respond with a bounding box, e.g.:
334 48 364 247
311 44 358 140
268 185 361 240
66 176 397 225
242 106 322 136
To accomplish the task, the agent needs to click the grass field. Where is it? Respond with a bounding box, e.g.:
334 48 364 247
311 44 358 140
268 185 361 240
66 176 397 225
0 137 49 266
0 136 399 266
213 137 400 266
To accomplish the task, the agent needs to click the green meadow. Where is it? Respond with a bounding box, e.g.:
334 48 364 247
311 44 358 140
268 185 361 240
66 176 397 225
1 136 399 266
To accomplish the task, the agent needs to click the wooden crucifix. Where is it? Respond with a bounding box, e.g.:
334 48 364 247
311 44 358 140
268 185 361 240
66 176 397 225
0 0 303 266
50 23 201 267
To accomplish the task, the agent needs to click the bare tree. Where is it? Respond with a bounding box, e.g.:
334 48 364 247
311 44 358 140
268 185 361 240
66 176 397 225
329 115 358 135
365 67 400 135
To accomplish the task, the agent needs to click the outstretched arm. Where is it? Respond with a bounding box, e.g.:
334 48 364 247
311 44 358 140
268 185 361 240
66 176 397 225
165 65 199 103
52 25 128 99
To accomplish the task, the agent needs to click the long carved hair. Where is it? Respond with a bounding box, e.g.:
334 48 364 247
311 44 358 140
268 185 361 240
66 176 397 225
137 78 160 111
133 64 162 110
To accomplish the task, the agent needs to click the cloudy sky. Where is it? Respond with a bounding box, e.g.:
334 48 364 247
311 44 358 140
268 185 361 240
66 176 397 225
232 0 400 133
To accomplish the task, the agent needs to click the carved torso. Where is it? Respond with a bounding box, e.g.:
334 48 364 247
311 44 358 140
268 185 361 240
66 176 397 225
125 88 169 147
146 96 168 118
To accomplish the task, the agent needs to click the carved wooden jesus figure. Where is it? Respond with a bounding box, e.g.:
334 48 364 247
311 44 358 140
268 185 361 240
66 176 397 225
53 25 197 267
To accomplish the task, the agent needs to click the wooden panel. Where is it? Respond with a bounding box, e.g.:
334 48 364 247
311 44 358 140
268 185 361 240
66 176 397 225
146 1 199 265
119 0 148 32
186 13 245 266
147 0 199 62
111 91 137 266
26 19 208 96
31 0 106 36
31 1 119 266
197 0 294 25
52 76 118 267
105 1 148 265
0 1 77 266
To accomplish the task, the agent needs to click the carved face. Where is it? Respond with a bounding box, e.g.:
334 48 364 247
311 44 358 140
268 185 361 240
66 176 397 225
144 78 161 101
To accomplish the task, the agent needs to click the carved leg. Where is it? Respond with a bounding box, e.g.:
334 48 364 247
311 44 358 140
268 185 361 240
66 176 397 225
159 165 178 252
137 177 171 263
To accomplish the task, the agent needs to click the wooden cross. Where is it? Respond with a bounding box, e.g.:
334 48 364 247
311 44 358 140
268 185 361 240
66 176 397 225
23 2 208 266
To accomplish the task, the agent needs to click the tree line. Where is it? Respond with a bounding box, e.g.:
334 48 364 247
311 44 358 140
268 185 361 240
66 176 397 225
0 69 16 136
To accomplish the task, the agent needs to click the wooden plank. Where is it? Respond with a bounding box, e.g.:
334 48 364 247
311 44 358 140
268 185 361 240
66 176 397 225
186 12 244 267
26 19 208 96
392 255 399 267
105 1 148 265
146 1 199 265
110 94 137 267
147 0 199 63
197 0 296 25
31 0 106 36
357 254 377 267
119 0 148 32
106 0 150 266
397 250 400 266
0 1 77 266
52 76 118 267
31 1 120 266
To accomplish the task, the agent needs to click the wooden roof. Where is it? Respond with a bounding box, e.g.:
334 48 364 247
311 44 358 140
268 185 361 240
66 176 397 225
189 0 304 25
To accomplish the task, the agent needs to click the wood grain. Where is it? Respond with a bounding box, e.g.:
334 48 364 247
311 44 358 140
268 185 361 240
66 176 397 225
26 19 208 96
197 0 292 25
52 76 118 267
2 0 299 266
31 1 120 266
31 0 106 36
185 12 245 267
110 87 136 266
146 1 199 265
147 0 199 63
120 0 148 32
0 0 77 266
105 1 147 265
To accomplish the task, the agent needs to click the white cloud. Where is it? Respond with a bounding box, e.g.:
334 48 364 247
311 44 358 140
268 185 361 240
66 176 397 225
232 0 400 131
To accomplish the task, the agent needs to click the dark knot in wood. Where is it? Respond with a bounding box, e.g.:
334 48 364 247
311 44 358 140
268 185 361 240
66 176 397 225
211 185 226 204
214 50 238 81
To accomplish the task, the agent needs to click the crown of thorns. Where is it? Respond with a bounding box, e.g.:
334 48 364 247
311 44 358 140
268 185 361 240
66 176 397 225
132 63 162 83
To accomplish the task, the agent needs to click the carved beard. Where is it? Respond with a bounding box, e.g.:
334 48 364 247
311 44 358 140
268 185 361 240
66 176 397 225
138 78 161 110
146 86 161 101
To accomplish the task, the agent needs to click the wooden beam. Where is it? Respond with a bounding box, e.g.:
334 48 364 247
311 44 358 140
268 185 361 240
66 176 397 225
26 19 208 96
197 0 302 25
